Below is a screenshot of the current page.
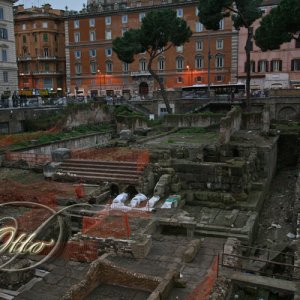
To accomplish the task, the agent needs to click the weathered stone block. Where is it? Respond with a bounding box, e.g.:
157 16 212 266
51 148 71 162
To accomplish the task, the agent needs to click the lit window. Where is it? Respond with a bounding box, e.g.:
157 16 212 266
139 12 145 22
105 16 111 25
176 56 184 71
89 18 95 27
89 49 96 57
22 24 26 30
74 32 80 43
122 15 128 23
216 39 223 50
177 8 183 18
195 22 203 32
74 20 80 28
196 40 203 51
105 48 112 57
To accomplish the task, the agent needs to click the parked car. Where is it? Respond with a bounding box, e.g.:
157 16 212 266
26 99 39 107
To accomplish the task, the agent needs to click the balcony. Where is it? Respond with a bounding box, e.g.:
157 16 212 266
37 56 57 60
32 71 63 75
17 56 32 61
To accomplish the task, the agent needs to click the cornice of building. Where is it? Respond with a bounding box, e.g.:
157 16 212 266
63 0 199 19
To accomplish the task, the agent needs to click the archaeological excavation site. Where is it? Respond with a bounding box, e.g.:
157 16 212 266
0 102 300 300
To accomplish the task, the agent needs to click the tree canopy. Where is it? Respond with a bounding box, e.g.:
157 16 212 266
113 8 192 114
198 0 263 104
255 0 300 51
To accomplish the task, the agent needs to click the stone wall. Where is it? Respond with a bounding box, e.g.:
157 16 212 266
219 107 242 144
163 113 222 128
116 116 148 133
241 106 270 131
9 132 112 156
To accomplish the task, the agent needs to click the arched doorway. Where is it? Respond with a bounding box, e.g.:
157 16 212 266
139 82 149 96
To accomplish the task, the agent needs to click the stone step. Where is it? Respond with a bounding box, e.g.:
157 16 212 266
56 173 139 184
60 165 142 175
195 229 249 242
58 170 139 180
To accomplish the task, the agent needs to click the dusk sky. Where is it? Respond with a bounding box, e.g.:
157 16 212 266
15 0 84 11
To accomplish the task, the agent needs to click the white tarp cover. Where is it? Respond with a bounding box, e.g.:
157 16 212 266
113 192 128 204
130 193 147 207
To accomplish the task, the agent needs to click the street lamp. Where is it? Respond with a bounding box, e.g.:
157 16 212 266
207 30 212 97
97 69 101 96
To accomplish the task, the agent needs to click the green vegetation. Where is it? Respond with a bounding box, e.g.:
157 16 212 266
115 105 143 117
11 124 111 150
177 128 207 134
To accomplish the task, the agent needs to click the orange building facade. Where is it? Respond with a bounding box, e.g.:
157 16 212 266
65 0 237 99
14 4 66 96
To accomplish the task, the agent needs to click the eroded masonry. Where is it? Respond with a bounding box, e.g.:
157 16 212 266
0 103 299 300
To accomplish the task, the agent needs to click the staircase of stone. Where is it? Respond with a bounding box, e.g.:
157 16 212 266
55 159 146 184
124 101 152 117
181 99 211 114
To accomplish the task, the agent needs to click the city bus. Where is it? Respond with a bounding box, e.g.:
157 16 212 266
181 83 246 99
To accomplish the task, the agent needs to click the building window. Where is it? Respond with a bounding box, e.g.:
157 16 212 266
44 63 49 72
271 59 282 72
215 54 224 69
215 75 224 82
176 56 184 71
296 40 300 48
196 40 203 51
74 20 80 29
106 61 113 73
196 76 202 83
219 19 224 30
244 60 255 72
22 23 26 30
123 62 129 73
89 18 95 27
0 8 3 20
258 60 268 72
139 12 145 22
43 33 48 42
75 63 82 75
139 59 147 71
0 28 7 40
105 29 111 40
22 35 26 43
177 76 183 83
158 57 165 71
89 30 96 41
3 71 8 82
42 22 48 28
195 7 199 16
195 55 204 69
74 32 80 43
2 49 7 62
292 59 300 71
105 16 111 25
105 48 112 57
89 49 96 57
122 28 127 36
122 15 128 23
216 39 223 50
177 8 183 18
34 33 37 42
176 45 183 53
90 61 97 74
195 22 203 33
44 48 49 57
33 23 37 29
75 50 81 59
